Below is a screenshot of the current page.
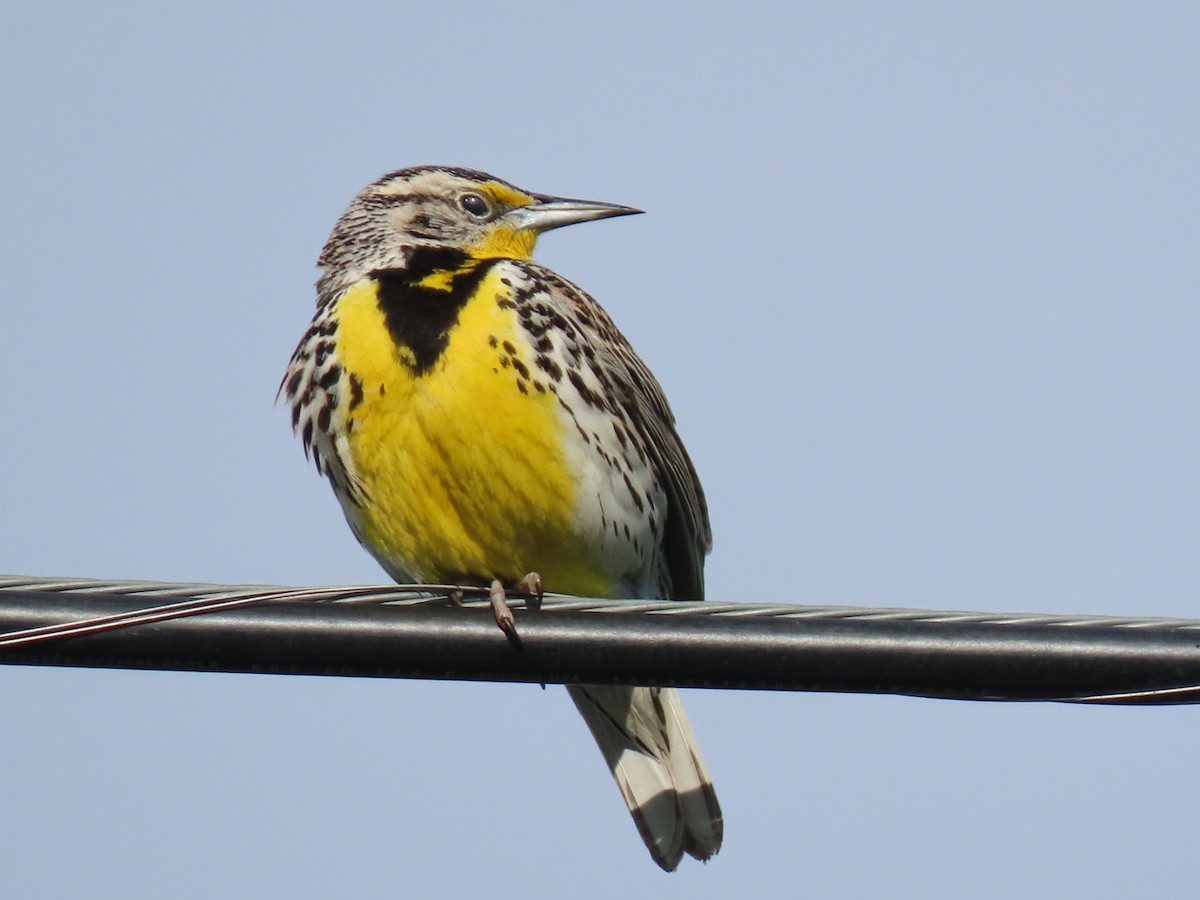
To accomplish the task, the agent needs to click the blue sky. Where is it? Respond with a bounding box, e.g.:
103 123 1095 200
3 3 1199 897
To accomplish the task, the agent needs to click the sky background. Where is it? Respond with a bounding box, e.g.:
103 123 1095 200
3 2 1199 897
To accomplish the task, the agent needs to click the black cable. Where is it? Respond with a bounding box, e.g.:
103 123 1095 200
2 576 1198 704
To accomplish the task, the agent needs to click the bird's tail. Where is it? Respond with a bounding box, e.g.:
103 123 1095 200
567 684 722 870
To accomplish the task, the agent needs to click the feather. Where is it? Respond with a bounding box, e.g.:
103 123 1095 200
569 684 722 870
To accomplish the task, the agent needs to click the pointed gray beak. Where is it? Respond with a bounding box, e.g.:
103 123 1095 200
502 195 643 234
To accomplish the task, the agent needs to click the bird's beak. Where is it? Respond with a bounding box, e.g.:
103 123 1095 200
502 195 643 234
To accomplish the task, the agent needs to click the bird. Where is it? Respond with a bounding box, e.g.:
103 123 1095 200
280 165 721 870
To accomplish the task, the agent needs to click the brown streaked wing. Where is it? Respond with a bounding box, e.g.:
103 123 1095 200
535 266 711 601
604 338 711 600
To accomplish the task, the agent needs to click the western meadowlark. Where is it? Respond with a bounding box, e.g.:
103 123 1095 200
280 165 721 870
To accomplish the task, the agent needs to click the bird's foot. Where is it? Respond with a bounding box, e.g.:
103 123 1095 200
489 579 518 638
486 573 543 646
514 571 544 612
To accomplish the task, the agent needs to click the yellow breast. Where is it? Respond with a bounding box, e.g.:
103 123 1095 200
331 268 615 596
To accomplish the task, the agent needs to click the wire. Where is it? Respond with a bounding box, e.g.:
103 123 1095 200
2 573 1199 705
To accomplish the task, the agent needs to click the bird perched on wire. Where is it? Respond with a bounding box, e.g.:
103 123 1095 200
280 165 721 870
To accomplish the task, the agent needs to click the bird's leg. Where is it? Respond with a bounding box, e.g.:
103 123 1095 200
512 572 547 689
514 571 544 612
489 579 517 636
447 588 465 608
487 573 542 643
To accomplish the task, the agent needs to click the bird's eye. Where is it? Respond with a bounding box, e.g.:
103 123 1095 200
459 193 491 218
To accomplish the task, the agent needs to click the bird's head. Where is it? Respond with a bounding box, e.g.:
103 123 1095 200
316 166 641 301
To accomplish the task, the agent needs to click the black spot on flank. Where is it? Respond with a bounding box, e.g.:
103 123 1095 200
533 380 545 393
314 342 333 367
574 421 591 444
372 247 501 375
517 379 528 395
318 364 341 389
317 405 332 433
502 340 517 356
622 472 645 513
623 523 631 539
349 374 364 410
567 368 601 408
500 356 510 368
379 383 386 396
496 298 517 310
301 419 314 449
291 403 302 428
500 277 512 286
535 335 553 353
512 358 530 379
285 369 303 398
488 335 498 348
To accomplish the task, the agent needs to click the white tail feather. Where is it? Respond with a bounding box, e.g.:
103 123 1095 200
658 687 722 858
568 684 722 870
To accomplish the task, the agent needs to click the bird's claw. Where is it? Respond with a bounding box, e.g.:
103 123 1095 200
515 571 544 612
